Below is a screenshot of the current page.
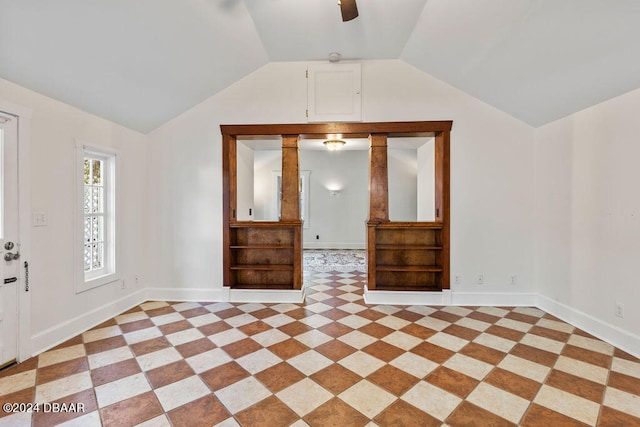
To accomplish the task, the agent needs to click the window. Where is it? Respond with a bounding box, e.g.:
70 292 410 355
76 142 119 292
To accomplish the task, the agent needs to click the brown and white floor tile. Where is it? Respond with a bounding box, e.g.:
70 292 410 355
1 269 639 426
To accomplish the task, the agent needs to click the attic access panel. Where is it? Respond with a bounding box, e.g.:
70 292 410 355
307 63 362 122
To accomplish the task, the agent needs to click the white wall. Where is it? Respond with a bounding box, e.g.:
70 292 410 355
417 140 435 221
252 150 281 221
365 62 536 293
148 60 536 295
147 62 308 291
300 150 369 248
236 142 254 221
0 78 149 354
253 146 419 248
253 149 370 248
388 148 418 222
535 87 640 354
534 118 573 304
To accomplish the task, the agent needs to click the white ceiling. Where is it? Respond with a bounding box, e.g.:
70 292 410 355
2 0 640 133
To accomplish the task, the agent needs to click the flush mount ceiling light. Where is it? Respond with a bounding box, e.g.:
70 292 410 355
323 139 346 151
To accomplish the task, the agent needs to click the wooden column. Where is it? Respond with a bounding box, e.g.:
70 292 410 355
435 130 450 289
367 133 389 290
280 135 300 221
368 134 389 221
280 135 303 290
222 134 237 287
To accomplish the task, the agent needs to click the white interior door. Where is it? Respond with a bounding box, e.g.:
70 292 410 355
0 112 20 368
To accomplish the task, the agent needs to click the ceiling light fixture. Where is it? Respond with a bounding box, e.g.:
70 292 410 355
323 139 346 151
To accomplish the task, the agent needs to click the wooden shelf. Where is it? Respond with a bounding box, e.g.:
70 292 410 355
226 222 301 290
233 284 296 290
376 244 442 250
230 264 293 271
369 221 447 292
375 221 443 230
230 245 293 249
375 284 442 292
377 265 443 273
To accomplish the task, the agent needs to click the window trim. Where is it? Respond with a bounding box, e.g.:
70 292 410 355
75 140 120 293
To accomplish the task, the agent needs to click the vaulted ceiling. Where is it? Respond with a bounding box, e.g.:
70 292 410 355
2 0 640 133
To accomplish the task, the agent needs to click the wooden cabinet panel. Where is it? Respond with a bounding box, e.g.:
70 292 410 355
228 222 301 290
368 222 446 291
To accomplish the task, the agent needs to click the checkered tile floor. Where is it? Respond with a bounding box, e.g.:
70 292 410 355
1 271 639 426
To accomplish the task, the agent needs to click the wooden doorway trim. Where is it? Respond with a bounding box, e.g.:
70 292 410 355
221 121 452 291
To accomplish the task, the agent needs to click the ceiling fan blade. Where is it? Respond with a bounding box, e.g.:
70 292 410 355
340 0 358 21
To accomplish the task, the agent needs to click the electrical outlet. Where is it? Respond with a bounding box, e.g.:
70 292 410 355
615 302 624 318
32 211 47 227
477 274 484 285
510 275 517 286
316 235 320 240
454 275 461 285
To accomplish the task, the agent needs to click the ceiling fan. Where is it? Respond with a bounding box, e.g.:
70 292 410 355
338 0 358 21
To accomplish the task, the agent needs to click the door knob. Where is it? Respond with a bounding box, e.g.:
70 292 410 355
4 252 19 262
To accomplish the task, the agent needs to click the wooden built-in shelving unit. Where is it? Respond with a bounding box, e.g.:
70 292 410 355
368 222 445 291
228 221 302 290
221 121 451 292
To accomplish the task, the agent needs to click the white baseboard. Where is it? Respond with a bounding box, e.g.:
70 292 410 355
364 288 537 307
30 289 146 357
364 287 452 305
229 288 305 304
536 294 640 359
145 287 230 303
452 292 538 307
303 242 365 249
146 286 304 304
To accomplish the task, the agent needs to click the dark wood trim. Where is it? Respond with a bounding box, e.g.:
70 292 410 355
368 134 389 222
280 135 300 221
230 220 302 227
293 226 302 290
435 131 451 289
366 224 377 290
221 121 451 292
221 121 452 139
222 134 236 287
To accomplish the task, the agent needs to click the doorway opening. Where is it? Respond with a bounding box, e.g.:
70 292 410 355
222 121 451 293
299 141 368 274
